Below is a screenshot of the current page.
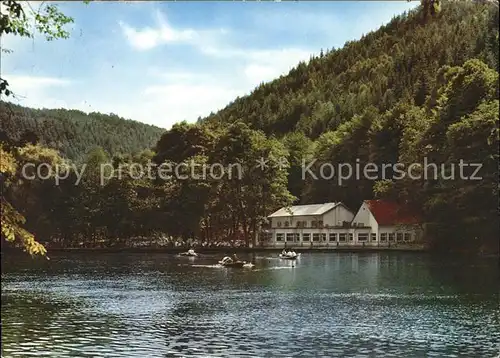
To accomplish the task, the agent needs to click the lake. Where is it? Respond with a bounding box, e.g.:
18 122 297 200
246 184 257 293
1 252 499 357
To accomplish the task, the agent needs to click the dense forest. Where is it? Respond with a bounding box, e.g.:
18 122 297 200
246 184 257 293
0 103 165 162
205 1 498 136
1 0 499 255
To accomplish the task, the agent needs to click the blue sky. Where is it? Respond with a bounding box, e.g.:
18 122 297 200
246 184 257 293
2 1 418 129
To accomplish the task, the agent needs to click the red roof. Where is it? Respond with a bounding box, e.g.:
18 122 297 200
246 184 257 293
365 200 421 226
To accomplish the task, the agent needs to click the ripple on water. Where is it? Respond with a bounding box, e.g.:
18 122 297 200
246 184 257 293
2 253 499 357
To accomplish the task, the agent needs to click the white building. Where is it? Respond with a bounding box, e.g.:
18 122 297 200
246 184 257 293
261 200 423 248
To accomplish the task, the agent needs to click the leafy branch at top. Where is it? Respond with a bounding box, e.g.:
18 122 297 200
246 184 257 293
0 0 73 40
0 0 74 97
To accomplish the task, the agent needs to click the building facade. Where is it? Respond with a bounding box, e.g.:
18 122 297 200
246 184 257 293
261 200 423 248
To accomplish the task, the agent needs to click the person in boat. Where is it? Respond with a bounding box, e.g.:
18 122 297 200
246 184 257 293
232 254 239 262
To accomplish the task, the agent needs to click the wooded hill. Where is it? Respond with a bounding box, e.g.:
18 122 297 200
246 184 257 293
0 103 165 162
203 0 498 137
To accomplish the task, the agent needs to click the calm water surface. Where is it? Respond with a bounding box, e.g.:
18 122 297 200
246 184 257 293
1 252 499 357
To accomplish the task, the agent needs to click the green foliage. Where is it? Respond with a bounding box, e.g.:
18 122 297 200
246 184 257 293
33 4 73 41
282 132 313 199
202 1 498 138
0 145 51 256
152 120 295 246
421 0 441 22
394 60 499 252
208 121 294 245
0 103 165 162
153 121 215 164
1 1 75 97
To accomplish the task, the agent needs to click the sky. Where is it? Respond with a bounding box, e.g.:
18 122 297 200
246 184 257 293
1 1 418 129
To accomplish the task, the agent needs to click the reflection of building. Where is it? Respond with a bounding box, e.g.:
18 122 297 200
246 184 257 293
261 200 423 248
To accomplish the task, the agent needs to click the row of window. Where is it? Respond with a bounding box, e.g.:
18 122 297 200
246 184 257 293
276 220 325 228
275 232 413 242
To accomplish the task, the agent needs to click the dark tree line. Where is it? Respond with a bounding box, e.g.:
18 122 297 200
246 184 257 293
0 103 165 162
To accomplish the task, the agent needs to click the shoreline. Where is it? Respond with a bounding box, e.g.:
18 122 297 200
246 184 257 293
2 246 498 258
2 245 428 254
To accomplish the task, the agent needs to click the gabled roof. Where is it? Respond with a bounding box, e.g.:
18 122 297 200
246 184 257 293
268 202 341 218
364 200 420 226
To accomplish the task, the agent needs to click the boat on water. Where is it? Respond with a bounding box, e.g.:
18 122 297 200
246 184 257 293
279 250 299 260
220 261 246 268
178 249 198 257
218 256 247 268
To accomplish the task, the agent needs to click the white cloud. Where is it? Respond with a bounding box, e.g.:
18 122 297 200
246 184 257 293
250 48 312 70
141 82 242 122
132 48 311 126
135 47 312 125
3 70 245 129
244 64 278 86
148 69 212 83
6 75 71 91
4 75 71 106
197 46 313 86
133 44 314 126
242 48 312 86
3 75 73 112
120 10 204 51
144 83 238 102
119 24 162 50
57 81 243 129
201 46 312 65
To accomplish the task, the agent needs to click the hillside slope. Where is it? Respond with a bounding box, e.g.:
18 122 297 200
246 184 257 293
0 103 165 161
203 0 498 138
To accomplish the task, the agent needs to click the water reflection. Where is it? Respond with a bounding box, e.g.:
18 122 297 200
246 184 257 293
2 252 499 357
